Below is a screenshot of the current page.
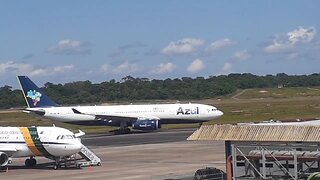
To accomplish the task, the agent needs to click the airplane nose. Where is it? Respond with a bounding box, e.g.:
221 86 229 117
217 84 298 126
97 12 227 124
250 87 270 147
217 110 224 117
77 142 83 151
73 141 83 153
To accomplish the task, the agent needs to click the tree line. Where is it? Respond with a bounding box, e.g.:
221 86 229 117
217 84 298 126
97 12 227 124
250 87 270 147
1 73 320 109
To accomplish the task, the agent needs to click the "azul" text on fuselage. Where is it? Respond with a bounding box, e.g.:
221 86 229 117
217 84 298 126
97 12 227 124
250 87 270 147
176 107 199 115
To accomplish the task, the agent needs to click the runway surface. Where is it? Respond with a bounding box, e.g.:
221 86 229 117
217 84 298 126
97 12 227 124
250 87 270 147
82 128 196 147
0 128 226 180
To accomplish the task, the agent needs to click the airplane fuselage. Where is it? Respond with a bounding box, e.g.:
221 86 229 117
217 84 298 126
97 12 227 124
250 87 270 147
27 103 223 126
0 127 82 158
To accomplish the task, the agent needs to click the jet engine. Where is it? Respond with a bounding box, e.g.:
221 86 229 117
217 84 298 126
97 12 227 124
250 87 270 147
132 118 161 131
0 152 9 167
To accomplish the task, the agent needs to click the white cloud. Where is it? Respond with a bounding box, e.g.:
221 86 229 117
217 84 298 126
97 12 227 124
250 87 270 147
30 65 75 77
264 40 294 53
0 61 74 77
264 26 316 54
161 38 204 55
151 62 176 74
53 65 74 73
0 61 33 75
288 26 316 44
222 62 232 74
47 39 91 55
187 59 204 73
232 50 251 60
206 38 237 52
101 61 139 74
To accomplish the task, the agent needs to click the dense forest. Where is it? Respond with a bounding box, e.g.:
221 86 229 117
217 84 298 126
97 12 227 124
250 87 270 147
1 73 320 109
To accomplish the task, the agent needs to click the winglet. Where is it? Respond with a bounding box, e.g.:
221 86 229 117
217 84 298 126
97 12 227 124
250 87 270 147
75 130 85 137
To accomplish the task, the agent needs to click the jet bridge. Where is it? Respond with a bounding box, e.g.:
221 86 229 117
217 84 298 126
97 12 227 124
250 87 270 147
188 124 320 180
230 142 320 179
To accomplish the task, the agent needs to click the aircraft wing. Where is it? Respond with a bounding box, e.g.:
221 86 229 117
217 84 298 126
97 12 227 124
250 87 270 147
74 130 86 137
0 145 18 156
72 108 136 121
72 108 161 131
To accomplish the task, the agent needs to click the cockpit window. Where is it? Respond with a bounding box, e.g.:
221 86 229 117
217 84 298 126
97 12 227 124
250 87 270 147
212 108 217 111
57 135 74 140
66 135 74 139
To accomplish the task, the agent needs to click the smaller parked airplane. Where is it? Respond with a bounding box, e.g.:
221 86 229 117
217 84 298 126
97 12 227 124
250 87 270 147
0 126 83 169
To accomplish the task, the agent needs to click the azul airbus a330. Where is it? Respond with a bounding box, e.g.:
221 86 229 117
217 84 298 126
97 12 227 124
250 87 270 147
18 76 223 134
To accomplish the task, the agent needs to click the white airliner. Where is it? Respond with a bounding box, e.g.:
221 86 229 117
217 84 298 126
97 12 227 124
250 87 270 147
18 76 223 133
0 126 83 169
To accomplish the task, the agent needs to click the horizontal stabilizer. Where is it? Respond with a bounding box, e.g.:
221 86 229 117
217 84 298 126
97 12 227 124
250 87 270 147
23 109 45 116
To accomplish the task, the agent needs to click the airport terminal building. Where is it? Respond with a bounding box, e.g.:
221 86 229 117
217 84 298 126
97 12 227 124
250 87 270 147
188 124 320 180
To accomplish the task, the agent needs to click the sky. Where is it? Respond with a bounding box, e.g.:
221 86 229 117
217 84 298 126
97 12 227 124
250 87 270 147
1 0 320 88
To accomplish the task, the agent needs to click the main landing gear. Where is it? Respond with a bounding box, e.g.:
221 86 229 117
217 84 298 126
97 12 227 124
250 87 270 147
110 121 131 135
112 127 131 135
25 157 37 167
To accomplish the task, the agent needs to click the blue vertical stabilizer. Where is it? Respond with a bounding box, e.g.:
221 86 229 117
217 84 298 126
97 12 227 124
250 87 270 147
17 76 59 108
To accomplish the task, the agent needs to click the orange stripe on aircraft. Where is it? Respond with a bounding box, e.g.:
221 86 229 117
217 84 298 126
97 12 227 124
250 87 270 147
19 127 42 156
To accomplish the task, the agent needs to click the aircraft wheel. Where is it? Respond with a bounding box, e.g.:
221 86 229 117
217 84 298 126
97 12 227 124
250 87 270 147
112 128 131 135
124 128 131 134
97 162 101 166
25 159 30 167
53 165 58 170
31 158 37 166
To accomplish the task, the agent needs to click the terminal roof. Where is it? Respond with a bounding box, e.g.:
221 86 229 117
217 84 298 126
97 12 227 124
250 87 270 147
188 124 320 142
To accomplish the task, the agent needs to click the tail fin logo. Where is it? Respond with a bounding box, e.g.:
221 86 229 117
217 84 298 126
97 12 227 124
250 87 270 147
27 90 42 106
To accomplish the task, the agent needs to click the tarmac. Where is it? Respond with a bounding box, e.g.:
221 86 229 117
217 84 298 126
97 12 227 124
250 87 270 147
0 128 225 180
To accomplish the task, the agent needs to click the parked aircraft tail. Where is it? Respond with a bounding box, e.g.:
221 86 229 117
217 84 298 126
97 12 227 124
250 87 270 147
17 76 59 108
